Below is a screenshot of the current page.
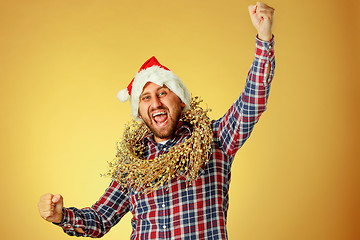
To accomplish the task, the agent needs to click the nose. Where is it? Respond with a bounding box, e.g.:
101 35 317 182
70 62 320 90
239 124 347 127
151 96 162 109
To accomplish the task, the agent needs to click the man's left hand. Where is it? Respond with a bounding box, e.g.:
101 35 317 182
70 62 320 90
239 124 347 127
248 2 275 41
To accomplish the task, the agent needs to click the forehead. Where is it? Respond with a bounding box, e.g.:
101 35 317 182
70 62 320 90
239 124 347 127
141 82 170 95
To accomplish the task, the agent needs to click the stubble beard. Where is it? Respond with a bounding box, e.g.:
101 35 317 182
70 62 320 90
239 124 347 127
142 106 183 141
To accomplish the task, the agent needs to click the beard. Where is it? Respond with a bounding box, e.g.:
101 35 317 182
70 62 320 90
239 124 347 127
141 105 183 141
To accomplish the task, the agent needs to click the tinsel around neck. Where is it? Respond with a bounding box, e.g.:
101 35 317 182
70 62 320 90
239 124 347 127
104 97 213 193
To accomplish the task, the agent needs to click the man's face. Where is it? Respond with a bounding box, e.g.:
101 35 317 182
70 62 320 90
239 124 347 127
138 82 185 142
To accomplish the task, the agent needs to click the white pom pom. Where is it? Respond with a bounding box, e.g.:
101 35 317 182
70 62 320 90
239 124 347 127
117 88 130 102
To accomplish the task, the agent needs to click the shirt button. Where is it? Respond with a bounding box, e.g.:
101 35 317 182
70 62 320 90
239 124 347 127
162 204 165 208
163 225 167 229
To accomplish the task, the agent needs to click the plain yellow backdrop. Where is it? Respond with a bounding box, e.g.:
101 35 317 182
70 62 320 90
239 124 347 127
0 0 359 239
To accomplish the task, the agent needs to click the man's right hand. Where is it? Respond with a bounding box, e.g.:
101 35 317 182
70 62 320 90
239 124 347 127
38 193 64 223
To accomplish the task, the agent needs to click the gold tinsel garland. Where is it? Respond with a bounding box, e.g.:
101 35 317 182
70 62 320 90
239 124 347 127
104 97 213 193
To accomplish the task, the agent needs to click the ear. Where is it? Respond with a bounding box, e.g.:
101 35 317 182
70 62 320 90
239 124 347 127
180 102 185 108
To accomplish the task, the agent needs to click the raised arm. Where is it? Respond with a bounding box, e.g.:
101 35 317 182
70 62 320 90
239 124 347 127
212 2 275 159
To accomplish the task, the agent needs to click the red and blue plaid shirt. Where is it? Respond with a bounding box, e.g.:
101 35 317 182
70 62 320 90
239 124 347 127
57 36 275 239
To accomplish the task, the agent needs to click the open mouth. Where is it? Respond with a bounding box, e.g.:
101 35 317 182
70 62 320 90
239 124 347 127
152 111 169 127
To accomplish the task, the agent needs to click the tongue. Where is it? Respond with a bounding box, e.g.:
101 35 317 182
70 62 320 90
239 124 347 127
154 114 168 124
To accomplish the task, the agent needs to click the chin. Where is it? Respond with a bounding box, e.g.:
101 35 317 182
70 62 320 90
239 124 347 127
152 127 174 140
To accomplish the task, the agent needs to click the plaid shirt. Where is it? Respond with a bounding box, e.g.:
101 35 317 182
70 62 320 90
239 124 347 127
57 36 275 239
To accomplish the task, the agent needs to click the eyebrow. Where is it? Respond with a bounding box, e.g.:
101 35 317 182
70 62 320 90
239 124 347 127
140 85 169 98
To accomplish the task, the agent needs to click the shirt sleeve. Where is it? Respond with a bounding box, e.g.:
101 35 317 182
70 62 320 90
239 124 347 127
212 35 275 159
54 180 130 238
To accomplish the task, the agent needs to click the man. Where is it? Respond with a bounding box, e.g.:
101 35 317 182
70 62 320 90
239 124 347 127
38 2 275 239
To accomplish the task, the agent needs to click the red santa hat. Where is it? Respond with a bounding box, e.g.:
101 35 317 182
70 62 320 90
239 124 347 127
117 56 191 120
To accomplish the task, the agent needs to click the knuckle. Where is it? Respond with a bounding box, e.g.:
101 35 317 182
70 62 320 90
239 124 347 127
40 193 52 201
41 212 51 219
39 202 53 211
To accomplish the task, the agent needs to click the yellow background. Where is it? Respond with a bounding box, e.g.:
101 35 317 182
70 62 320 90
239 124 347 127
1 0 359 239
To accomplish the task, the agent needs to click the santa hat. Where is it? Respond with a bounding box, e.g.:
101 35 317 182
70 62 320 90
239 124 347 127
117 56 191 120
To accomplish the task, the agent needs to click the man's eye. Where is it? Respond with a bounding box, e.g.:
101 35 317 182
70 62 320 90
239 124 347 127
159 92 166 97
142 96 150 101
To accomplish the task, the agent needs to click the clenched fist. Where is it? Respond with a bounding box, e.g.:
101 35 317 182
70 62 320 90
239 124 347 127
249 2 275 41
38 193 64 224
